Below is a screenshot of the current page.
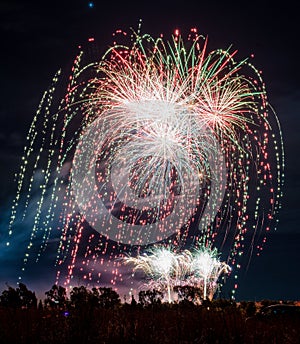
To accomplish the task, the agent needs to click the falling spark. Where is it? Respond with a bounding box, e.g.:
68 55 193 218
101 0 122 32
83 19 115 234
7 22 284 298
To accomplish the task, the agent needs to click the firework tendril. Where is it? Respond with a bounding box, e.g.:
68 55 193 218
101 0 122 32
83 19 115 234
7 23 284 298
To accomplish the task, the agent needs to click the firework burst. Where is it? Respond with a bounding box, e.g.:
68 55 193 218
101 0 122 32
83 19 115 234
123 246 179 302
188 246 231 300
7 22 284 298
123 245 231 301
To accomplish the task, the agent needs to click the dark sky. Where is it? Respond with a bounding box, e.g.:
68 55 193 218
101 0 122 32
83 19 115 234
0 0 299 301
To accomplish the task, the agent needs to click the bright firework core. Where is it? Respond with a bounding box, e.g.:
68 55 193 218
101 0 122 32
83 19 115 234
7 23 284 299
123 245 231 302
71 100 220 245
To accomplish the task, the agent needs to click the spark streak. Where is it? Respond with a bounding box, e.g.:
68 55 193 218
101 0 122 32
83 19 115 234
7 22 284 298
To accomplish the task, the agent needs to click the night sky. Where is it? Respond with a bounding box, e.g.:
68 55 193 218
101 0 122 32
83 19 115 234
0 0 299 302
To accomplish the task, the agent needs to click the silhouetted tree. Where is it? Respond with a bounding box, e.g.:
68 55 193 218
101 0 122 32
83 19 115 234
174 285 202 304
18 283 37 308
131 294 137 306
0 283 37 308
68 285 121 310
45 284 67 309
89 287 101 308
138 289 163 306
0 285 21 308
69 285 92 308
98 287 121 308
38 299 43 311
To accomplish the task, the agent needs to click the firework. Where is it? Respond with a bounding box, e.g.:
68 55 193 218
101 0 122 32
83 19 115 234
123 246 178 302
188 246 231 300
123 245 231 301
7 22 284 298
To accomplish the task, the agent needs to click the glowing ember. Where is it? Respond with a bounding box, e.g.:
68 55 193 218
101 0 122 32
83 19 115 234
7 22 284 298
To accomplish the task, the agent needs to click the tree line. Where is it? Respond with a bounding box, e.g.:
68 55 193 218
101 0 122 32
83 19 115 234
0 282 295 316
0 283 122 310
0 283 299 343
